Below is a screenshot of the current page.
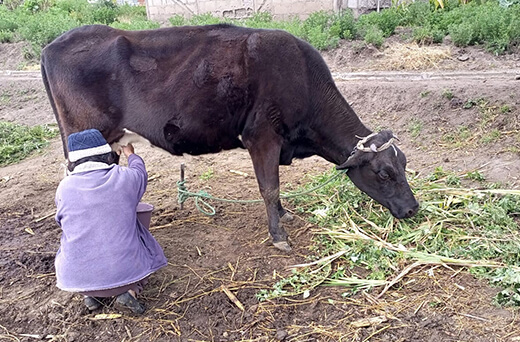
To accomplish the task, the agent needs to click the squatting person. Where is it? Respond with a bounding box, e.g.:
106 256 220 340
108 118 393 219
54 128 167 314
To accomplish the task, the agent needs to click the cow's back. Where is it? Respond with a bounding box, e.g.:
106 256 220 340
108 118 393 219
42 24 331 157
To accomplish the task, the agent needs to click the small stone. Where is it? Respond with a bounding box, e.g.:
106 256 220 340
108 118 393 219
276 329 288 341
450 98 464 108
515 75 520 80
457 54 470 62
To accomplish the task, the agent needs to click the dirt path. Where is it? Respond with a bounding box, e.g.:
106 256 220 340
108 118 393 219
1 43 520 341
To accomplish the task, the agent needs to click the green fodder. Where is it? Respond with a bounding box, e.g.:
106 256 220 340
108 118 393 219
0 121 58 166
264 167 520 306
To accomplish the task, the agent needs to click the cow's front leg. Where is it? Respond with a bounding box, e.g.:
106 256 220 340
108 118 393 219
278 200 294 223
246 140 291 252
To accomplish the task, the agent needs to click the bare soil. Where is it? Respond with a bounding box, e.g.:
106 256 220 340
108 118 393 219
1 37 520 342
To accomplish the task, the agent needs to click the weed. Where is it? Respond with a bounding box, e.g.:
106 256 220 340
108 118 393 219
500 105 511 113
442 89 454 100
442 125 471 146
420 90 430 97
0 92 11 104
466 171 486 182
408 118 424 138
200 168 214 181
481 129 501 144
463 98 485 109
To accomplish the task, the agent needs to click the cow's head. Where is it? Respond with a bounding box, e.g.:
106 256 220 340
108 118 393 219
337 130 419 219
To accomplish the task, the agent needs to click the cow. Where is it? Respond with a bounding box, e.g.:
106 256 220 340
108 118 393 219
41 24 419 252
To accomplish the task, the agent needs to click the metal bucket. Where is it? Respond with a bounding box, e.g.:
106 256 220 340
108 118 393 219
136 202 154 229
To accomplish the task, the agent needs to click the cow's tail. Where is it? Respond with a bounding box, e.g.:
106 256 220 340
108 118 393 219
40 51 68 158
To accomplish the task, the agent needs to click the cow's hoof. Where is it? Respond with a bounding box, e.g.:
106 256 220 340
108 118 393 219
273 241 292 252
280 212 294 223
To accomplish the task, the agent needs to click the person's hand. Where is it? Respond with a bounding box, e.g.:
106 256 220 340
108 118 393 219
122 143 135 158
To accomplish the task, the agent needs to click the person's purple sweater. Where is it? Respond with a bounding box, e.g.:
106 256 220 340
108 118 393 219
54 154 167 292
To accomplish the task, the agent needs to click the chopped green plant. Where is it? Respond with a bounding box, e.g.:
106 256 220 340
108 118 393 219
465 170 486 182
261 167 520 307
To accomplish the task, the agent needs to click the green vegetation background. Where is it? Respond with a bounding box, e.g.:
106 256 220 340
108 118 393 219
0 0 519 59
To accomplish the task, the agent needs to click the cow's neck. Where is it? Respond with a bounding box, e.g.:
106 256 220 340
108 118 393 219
316 89 372 166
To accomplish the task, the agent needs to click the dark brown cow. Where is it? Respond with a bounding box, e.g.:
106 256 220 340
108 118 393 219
41 24 419 251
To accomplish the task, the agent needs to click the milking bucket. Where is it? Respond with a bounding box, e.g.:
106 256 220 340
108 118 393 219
136 202 154 229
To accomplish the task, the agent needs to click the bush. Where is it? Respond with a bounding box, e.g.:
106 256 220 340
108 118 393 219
364 24 384 47
169 14 187 26
188 13 227 26
16 8 80 57
356 7 402 37
89 0 118 25
110 19 161 31
0 30 14 43
508 5 520 45
449 21 475 46
0 7 20 32
473 2 511 53
334 10 356 39
241 11 273 28
413 25 445 44
53 0 90 13
400 0 432 27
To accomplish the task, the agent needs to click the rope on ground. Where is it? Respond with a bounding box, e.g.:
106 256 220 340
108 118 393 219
176 170 347 216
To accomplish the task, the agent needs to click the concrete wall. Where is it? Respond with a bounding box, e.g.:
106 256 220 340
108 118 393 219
145 0 391 23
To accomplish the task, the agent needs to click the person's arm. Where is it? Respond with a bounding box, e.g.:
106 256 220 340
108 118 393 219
122 144 148 200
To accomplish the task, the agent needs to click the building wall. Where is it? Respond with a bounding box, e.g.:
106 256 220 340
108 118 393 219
145 0 391 23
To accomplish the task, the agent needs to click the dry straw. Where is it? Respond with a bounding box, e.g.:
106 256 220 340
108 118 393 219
379 42 452 70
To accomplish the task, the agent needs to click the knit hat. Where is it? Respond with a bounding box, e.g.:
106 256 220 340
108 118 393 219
67 129 112 162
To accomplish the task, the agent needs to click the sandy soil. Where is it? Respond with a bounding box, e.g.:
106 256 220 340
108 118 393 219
1 36 520 342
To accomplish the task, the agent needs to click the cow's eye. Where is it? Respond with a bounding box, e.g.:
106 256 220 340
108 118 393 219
379 170 389 180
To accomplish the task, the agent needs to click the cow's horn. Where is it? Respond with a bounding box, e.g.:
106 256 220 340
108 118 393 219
370 143 378 152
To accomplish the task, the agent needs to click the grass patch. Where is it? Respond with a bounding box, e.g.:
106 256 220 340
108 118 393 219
259 168 520 307
0 121 58 166
408 118 424 138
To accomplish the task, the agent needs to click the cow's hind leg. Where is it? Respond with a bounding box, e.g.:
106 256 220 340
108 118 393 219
244 136 291 252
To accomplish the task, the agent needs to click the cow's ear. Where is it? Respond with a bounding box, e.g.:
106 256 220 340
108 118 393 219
337 153 360 170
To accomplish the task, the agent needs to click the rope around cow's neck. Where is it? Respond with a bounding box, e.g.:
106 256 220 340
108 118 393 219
176 132 397 216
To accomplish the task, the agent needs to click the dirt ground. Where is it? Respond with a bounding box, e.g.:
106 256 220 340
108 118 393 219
1 36 520 342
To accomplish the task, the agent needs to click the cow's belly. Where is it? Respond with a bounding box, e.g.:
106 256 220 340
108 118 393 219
113 128 245 156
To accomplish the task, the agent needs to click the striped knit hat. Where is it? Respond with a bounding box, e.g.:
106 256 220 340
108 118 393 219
67 129 112 163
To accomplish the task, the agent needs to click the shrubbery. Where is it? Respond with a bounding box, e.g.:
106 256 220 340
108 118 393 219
0 0 158 57
0 0 519 59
